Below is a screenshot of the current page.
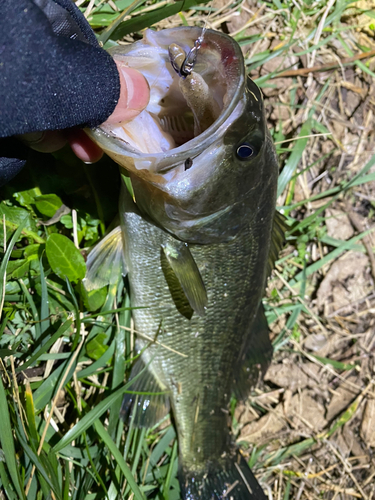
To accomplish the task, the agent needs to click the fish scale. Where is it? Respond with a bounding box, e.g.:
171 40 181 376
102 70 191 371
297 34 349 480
121 182 272 473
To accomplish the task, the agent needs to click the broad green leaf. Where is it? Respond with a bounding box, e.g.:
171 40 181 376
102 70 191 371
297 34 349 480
76 339 115 379
0 204 41 243
34 194 63 217
86 333 109 361
0 204 36 231
6 258 29 279
13 187 41 209
79 282 107 312
24 243 41 258
46 234 86 282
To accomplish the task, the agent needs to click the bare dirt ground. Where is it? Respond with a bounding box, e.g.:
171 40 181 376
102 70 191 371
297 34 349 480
190 1 375 498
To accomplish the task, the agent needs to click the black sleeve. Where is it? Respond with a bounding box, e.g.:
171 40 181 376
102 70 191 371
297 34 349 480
0 0 121 186
0 0 120 137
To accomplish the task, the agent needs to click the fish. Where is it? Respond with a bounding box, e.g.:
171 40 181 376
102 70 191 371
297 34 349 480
85 26 285 500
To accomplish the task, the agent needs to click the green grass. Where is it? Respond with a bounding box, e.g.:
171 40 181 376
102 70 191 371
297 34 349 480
1 0 375 498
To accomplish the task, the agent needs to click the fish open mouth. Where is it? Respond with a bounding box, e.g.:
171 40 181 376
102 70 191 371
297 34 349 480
98 28 244 156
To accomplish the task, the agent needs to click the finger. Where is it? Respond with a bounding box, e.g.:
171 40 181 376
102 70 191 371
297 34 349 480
104 64 150 125
18 130 67 152
66 129 103 163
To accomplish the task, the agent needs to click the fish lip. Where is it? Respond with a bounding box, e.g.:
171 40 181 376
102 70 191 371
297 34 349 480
87 27 246 167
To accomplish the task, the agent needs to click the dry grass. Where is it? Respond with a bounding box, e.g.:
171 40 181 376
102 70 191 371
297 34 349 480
204 1 375 498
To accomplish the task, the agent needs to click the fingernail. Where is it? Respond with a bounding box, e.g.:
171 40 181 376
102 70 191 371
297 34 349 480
105 64 150 125
120 67 150 111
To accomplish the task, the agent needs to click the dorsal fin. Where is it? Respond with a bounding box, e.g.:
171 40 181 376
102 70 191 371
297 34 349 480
267 210 287 278
84 226 126 291
161 241 207 317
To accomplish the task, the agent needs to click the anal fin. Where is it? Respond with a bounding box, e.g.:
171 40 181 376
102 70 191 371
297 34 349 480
161 241 207 317
234 303 273 400
121 357 170 428
84 226 126 291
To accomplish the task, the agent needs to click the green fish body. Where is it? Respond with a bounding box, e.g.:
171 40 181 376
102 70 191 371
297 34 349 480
86 27 283 499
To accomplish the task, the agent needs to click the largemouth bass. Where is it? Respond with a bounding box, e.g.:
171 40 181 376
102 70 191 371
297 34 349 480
85 26 284 499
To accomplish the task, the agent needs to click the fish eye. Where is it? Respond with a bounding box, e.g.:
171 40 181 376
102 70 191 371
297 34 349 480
184 158 193 170
236 143 257 160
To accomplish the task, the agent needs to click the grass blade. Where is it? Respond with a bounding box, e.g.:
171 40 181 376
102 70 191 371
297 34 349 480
39 253 50 335
53 382 132 452
15 426 62 500
16 319 73 373
0 377 27 500
0 461 19 500
94 419 146 500
110 0 211 40
0 218 27 319
277 120 312 197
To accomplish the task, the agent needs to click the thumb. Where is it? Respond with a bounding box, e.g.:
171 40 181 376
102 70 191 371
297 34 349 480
104 62 150 125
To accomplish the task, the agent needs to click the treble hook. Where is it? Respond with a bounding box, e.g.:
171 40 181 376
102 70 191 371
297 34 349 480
169 32 205 79
180 35 204 77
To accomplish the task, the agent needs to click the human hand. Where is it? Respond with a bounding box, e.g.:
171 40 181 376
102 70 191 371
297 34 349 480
21 61 150 163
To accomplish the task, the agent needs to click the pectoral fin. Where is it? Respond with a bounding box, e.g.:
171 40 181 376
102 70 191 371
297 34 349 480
84 226 126 291
161 242 207 317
